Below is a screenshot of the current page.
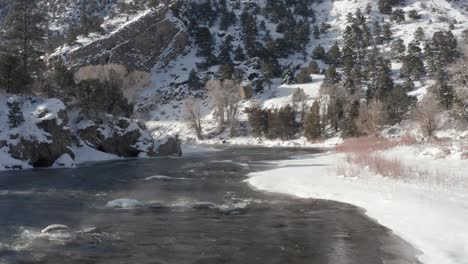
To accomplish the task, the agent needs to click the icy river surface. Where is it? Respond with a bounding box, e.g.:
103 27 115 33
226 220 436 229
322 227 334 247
0 147 420 264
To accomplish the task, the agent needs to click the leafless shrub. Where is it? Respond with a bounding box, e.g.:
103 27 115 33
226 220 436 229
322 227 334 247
184 97 203 140
74 64 151 103
412 93 442 138
336 136 400 153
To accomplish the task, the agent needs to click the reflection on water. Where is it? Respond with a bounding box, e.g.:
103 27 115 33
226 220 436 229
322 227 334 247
0 148 420 264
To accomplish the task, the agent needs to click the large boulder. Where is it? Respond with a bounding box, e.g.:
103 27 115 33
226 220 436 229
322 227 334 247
77 116 156 157
3 97 74 167
54 8 189 71
157 137 182 157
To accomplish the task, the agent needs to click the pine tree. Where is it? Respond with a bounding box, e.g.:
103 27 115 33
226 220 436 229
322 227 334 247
390 9 405 24
241 9 259 56
282 68 295 85
3 0 47 87
368 56 394 100
414 27 425 43
219 64 234 80
308 60 320 74
304 101 322 141
296 68 311 84
400 42 426 81
218 36 233 64
342 100 360 137
313 24 320 39
312 45 326 60
324 66 341 85
246 106 268 137
434 70 454 109
326 42 342 66
0 54 28 94
187 69 202 90
383 85 412 124
390 38 406 60
7 99 24 128
234 45 246 62
382 23 393 41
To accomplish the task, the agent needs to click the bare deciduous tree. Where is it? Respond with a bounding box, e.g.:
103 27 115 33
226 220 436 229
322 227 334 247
356 99 384 135
292 88 308 124
413 93 441 138
206 79 240 131
74 64 151 103
184 97 203 140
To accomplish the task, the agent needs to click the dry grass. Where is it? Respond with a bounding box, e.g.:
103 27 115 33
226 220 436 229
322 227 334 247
336 135 416 153
335 136 460 188
348 153 406 178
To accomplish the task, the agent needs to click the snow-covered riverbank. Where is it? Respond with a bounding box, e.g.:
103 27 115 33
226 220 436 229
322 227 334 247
247 151 468 264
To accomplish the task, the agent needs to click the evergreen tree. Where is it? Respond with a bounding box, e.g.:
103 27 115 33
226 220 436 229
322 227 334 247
219 64 235 80
2 0 47 86
373 21 382 37
368 56 394 100
241 9 259 56
403 79 415 92
234 45 246 62
434 69 454 109
383 85 412 124
390 9 405 24
312 45 326 60
382 23 393 41
187 69 202 90
7 99 24 128
313 24 320 39
218 36 234 64
378 0 401 15
326 42 342 66
308 60 320 74
195 27 214 59
390 38 406 60
304 101 322 141
342 100 360 137
245 106 268 137
324 66 341 85
414 27 425 43
296 68 311 84
0 54 28 94
400 42 426 81
282 68 295 85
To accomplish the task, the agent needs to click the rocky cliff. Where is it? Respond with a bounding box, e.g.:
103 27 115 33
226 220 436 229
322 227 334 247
56 8 189 71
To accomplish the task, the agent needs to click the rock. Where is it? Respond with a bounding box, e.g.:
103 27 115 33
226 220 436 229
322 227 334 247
7 99 74 168
157 137 182 157
41 224 69 234
54 8 189 71
77 117 156 158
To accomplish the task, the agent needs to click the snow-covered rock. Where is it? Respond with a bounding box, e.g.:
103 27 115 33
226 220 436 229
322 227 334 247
76 116 157 157
105 198 144 209
0 96 74 170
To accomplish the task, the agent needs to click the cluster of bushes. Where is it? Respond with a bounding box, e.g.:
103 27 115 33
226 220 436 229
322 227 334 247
245 105 298 140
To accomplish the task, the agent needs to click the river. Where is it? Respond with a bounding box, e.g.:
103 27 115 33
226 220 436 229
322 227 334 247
0 147 420 264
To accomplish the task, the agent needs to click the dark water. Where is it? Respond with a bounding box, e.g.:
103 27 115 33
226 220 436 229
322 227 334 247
0 147 420 264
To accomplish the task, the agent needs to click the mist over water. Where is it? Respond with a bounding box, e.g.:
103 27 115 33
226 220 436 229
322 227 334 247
0 148 420 264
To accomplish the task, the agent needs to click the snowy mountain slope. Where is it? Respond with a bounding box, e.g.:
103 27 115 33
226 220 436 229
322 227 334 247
138 0 468 143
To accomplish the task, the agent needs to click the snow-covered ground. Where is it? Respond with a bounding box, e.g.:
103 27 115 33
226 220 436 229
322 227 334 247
247 148 468 264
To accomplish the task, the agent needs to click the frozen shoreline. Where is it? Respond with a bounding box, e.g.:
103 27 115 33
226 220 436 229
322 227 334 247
246 152 468 264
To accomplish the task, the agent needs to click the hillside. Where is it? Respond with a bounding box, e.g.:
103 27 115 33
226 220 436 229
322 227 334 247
0 0 468 162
